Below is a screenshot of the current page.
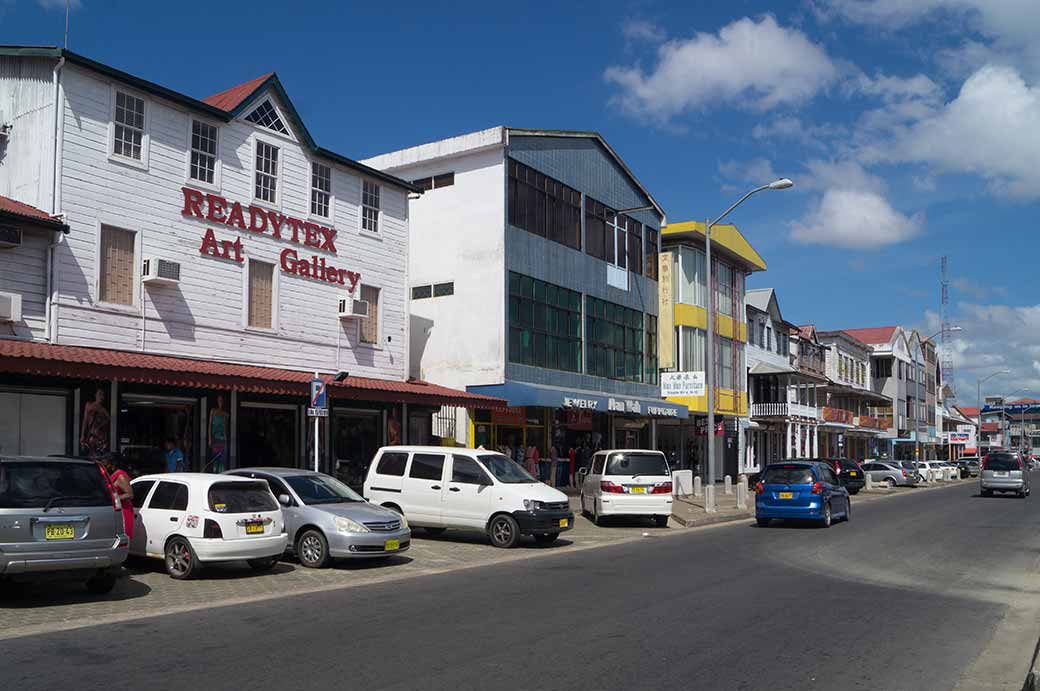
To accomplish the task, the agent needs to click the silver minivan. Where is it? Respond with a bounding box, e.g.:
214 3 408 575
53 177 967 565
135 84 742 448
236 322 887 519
0 456 128 593
980 451 1031 498
229 468 410 568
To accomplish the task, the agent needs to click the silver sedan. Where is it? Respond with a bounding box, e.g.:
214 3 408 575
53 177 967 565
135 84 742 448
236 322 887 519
229 468 410 568
861 461 918 488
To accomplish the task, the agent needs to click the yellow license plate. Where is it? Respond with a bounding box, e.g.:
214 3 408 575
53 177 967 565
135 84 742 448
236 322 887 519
384 539 400 551
558 518 569 528
245 522 264 535
778 492 794 499
630 487 647 494
44 524 75 540
849 472 858 477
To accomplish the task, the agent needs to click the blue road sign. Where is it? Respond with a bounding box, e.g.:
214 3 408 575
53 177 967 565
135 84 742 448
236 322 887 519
310 378 327 410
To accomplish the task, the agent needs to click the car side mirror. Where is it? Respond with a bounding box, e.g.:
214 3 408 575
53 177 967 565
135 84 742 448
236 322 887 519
277 494 291 507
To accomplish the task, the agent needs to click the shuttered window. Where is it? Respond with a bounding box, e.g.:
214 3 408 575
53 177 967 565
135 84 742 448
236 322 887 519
99 226 135 305
359 285 380 344
248 260 274 329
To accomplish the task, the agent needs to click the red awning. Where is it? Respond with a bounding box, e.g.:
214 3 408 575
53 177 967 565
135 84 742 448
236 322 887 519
0 340 505 409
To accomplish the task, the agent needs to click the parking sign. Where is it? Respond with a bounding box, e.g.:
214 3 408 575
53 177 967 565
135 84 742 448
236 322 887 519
310 377 327 410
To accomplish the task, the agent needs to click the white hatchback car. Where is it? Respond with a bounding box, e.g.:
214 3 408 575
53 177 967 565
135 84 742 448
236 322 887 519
364 446 573 548
579 449 673 526
129 473 287 579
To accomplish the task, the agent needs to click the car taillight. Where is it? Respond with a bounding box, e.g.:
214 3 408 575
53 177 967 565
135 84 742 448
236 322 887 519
651 482 673 494
902 470 908 477
834 462 841 474
981 456 988 470
203 519 223 539
755 481 764 495
811 481 824 495
600 481 625 494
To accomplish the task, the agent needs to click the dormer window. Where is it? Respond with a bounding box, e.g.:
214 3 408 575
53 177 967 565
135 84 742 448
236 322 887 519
245 100 288 135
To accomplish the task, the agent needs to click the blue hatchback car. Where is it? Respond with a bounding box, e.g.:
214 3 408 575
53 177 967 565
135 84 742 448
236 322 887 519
755 462 850 528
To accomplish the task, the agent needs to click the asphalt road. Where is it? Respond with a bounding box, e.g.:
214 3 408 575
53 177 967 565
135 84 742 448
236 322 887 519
5 481 1040 690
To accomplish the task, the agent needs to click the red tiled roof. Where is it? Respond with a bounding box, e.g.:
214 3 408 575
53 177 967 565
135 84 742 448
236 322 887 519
842 326 898 345
202 73 274 112
0 194 66 230
0 340 505 409
956 406 979 417
1010 398 1040 405
797 324 815 340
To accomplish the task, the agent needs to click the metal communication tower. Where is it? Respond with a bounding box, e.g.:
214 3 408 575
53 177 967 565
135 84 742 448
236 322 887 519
940 256 955 399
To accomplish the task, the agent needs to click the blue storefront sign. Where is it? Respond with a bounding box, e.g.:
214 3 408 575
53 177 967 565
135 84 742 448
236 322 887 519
467 381 688 419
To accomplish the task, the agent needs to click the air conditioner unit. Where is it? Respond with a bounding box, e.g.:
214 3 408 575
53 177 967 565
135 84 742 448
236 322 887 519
141 257 181 285
0 292 22 323
0 224 21 249
338 297 369 319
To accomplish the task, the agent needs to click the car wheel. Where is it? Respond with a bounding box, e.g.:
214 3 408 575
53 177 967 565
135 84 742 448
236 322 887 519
488 514 520 548
579 493 590 518
654 515 669 528
165 537 198 580
844 500 851 522
886 478 897 489
819 502 832 528
533 532 559 544
423 527 447 536
756 517 771 528
85 573 117 594
247 556 278 571
592 500 605 526
296 529 330 569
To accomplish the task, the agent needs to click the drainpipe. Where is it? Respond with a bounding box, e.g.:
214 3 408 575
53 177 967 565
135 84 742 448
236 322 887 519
45 56 66 343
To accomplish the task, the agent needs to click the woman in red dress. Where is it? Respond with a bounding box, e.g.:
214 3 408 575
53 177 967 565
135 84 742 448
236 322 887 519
102 454 134 539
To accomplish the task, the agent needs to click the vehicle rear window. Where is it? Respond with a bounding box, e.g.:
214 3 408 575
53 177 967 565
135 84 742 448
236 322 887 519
762 466 814 485
604 452 670 476
208 481 277 513
409 454 445 481
0 461 111 509
376 452 408 477
986 454 1021 471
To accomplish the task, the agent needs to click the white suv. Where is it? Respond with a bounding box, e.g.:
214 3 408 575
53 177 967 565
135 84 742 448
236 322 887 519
129 473 287 579
364 446 573 548
579 449 673 526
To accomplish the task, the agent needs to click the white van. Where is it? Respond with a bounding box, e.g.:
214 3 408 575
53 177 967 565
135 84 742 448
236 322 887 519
579 449 673 526
363 446 573 548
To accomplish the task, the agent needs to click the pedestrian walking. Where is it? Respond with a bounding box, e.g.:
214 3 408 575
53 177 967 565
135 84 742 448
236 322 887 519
164 437 185 473
101 453 134 539
548 444 559 488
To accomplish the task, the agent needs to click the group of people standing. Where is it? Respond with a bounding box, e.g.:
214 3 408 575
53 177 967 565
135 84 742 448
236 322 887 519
498 438 599 489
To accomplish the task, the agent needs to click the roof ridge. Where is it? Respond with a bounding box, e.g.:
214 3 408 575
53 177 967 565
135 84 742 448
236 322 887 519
202 72 275 112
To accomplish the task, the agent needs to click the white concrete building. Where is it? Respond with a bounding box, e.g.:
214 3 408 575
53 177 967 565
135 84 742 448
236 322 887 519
0 47 499 476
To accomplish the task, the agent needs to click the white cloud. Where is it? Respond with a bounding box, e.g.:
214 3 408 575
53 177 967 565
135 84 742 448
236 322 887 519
604 15 838 121
801 158 885 194
952 277 1007 301
718 157 780 187
790 188 923 248
943 301 1040 399
885 65 1040 199
751 116 847 148
622 19 666 43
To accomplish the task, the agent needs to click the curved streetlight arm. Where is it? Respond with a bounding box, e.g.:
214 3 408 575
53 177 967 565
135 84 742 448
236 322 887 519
708 185 770 229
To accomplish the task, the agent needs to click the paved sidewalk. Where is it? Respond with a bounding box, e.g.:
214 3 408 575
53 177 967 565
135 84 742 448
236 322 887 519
0 480 973 640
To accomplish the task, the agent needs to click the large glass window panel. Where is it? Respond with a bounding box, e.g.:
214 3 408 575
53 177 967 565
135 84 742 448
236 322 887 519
678 246 706 307
680 326 706 373
507 272 581 373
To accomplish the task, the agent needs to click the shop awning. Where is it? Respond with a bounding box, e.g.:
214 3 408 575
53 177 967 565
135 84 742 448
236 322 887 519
467 380 689 419
749 361 796 376
0 340 506 409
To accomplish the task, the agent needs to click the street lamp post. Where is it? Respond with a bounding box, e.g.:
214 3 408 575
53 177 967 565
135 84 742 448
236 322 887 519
704 178 793 486
977 369 1010 455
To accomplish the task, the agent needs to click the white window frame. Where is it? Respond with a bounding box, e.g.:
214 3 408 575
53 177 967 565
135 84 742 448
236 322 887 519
309 160 334 221
251 136 282 209
107 86 150 170
242 97 297 142
242 257 279 333
185 117 222 191
93 215 141 313
357 282 384 349
359 179 382 238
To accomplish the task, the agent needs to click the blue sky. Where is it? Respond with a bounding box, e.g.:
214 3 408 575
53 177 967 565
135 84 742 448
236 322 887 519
5 0 1040 400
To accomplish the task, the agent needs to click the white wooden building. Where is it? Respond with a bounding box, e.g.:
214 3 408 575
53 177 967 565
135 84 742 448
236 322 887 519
0 47 500 478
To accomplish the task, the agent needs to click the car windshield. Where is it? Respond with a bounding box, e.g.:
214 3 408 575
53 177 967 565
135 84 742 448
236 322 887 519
0 461 111 509
477 454 535 483
762 466 814 485
986 453 1021 471
208 481 278 513
285 474 364 505
604 452 670 477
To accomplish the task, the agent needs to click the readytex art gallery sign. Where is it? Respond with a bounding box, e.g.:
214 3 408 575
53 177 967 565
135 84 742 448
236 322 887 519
181 187 361 290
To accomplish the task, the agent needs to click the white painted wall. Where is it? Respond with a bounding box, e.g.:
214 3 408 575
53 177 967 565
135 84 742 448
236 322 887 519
0 230 49 340
20 64 412 379
0 56 56 211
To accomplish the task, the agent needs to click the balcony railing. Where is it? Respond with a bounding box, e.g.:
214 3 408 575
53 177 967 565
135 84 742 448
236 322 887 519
821 406 854 425
750 402 819 420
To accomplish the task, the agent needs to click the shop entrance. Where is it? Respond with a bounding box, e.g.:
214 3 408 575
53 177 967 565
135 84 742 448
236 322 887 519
238 403 299 469
119 394 197 474
613 420 649 449
333 408 382 490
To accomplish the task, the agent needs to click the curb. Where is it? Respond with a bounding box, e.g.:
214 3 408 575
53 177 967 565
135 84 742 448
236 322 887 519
670 510 753 528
